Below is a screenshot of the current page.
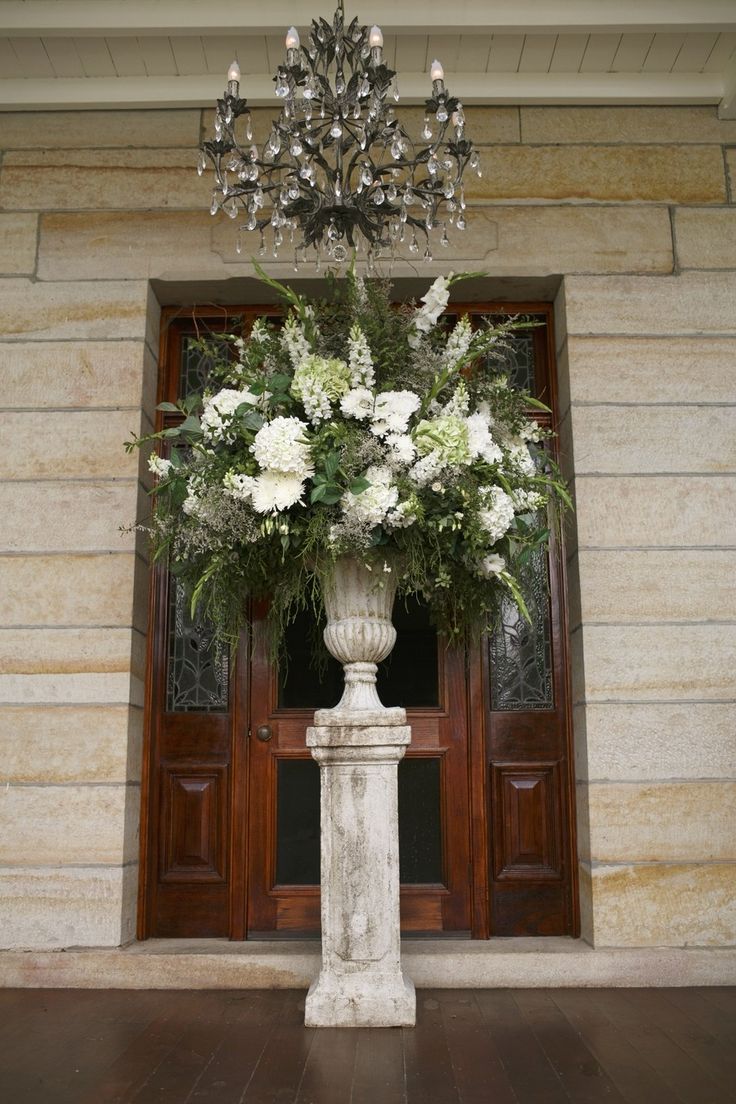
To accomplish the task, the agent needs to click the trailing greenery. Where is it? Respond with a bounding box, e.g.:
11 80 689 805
127 266 569 658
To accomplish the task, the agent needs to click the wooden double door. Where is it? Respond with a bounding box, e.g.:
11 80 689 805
137 304 578 942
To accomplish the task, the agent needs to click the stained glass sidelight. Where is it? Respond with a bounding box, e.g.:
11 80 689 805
483 321 539 393
166 577 229 712
489 541 554 712
179 334 231 398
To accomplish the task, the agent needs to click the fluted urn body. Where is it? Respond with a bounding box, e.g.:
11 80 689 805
315 556 406 726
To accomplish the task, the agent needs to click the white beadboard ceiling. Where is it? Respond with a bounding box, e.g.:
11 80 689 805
1 1 735 116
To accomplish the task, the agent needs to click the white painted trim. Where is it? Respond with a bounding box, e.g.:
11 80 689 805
718 54 736 118
0 71 724 111
2 0 736 37
0 940 734 988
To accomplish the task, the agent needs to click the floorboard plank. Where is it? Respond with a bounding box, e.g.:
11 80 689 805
438 992 518 1104
238 990 316 1103
292 1026 358 1104
350 1026 406 1104
475 990 570 1103
404 991 461 1104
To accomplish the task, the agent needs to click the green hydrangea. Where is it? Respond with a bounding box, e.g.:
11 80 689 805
413 414 471 465
291 355 352 403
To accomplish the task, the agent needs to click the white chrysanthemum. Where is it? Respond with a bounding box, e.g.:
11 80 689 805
342 465 398 526
250 471 306 513
347 324 375 388
223 472 257 501
478 486 515 543
371 390 421 437
409 275 452 347
385 433 417 467
340 387 374 421
201 387 258 443
444 316 473 369
252 416 313 476
478 553 506 577
281 315 311 367
466 412 503 465
148 454 172 478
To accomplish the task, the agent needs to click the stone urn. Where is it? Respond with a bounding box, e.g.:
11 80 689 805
304 556 416 1028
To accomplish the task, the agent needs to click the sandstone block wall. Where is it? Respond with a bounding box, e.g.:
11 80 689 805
0 104 734 951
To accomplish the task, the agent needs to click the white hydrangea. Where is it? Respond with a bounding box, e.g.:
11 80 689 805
347 324 375 388
342 465 398 526
478 486 515 543
478 553 506 577
201 387 258 443
371 390 421 437
409 451 443 487
466 411 503 465
385 433 417 467
339 387 374 421
281 315 311 367
252 416 313 477
251 470 306 513
147 454 172 478
409 274 452 348
444 315 473 369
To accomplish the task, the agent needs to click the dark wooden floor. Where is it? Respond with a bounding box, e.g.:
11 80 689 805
1 987 734 1103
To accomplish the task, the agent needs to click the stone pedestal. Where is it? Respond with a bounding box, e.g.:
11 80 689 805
304 720 416 1028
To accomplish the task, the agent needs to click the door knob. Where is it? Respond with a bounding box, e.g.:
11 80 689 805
256 724 273 742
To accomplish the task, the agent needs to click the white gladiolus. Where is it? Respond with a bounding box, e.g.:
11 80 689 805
478 486 515 543
409 274 452 347
479 553 506 577
252 416 313 476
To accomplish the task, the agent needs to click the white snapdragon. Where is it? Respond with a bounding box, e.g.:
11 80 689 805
408 274 452 348
201 387 257 443
342 465 398 526
347 324 375 388
339 387 374 421
252 416 313 477
385 433 417 467
466 411 503 465
443 380 470 418
148 454 172 478
478 486 515 543
281 315 311 367
511 487 546 513
478 553 506 577
250 318 270 343
371 390 421 436
444 315 473 369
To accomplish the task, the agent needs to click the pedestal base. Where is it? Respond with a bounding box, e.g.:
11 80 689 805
305 971 416 1028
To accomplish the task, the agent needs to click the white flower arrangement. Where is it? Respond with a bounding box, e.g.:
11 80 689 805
129 266 569 649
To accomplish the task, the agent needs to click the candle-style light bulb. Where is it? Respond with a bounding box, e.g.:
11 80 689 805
227 60 241 83
369 25 384 48
430 59 444 82
285 26 300 50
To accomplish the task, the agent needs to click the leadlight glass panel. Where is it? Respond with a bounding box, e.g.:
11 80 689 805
489 541 554 712
179 334 231 398
482 318 540 393
166 577 229 712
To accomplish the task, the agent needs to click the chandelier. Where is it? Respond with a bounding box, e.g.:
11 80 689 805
199 1 481 269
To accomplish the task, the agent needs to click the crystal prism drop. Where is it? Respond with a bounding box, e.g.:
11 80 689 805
422 118 432 141
197 151 206 176
246 119 253 141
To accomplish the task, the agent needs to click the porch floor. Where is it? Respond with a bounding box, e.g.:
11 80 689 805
1 987 735 1103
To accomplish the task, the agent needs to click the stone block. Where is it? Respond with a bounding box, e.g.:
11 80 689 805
0 671 144 707
563 272 736 336
521 106 736 145
727 148 736 202
464 145 726 205
674 207 736 269
0 480 148 554
0 279 150 341
0 553 144 628
0 340 154 410
588 862 736 947
0 109 201 150
576 702 736 783
1 149 203 210
574 549 735 624
586 781 736 862
0 411 145 479
580 623 736 702
0 213 37 274
0 704 142 784
0 625 145 678
564 336 736 405
0 866 132 949
0 784 137 866
574 475 736 548
37 210 220 280
570 404 736 474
